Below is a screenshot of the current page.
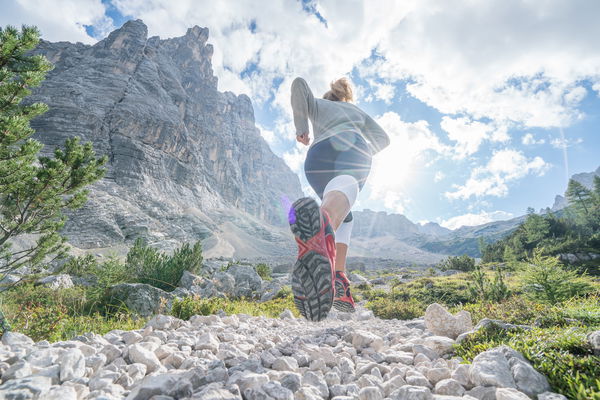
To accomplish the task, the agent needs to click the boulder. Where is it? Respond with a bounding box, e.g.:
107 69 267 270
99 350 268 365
348 273 369 285
178 270 204 289
260 279 284 302
37 274 74 290
108 283 173 317
227 265 263 298
469 346 549 396
424 303 472 339
587 330 600 355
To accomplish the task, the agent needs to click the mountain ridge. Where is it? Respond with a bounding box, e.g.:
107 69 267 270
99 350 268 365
29 19 302 258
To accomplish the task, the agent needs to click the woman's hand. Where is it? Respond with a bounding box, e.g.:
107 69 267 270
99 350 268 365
297 132 310 146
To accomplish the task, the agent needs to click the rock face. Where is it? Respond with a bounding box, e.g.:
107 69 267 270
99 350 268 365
29 20 302 258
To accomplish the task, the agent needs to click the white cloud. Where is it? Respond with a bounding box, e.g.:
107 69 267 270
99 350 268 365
360 1 600 128
6 0 600 132
440 116 494 159
521 133 545 145
282 142 308 175
434 171 445 182
381 192 406 214
0 0 112 44
441 210 514 230
364 79 396 104
593 82 600 97
445 149 550 200
550 137 583 148
257 124 276 145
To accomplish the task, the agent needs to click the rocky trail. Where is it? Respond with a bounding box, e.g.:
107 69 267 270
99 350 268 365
0 301 565 400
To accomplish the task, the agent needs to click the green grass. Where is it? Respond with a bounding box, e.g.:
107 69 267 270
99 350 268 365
0 284 145 342
170 291 299 320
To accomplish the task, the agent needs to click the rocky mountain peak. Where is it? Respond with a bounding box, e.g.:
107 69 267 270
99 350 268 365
27 20 303 257
101 19 148 49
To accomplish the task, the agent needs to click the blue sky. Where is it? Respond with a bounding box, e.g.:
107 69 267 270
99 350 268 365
2 0 599 229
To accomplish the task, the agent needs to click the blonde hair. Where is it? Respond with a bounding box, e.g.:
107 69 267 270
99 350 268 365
323 77 354 102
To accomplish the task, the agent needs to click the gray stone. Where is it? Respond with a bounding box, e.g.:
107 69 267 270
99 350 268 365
279 309 294 319
227 265 263 298
390 385 433 400
272 356 298 372
260 280 283 302
261 381 294 400
423 336 455 356
425 303 472 339
426 368 451 385
302 371 329 398
434 379 465 396
128 343 162 373
280 372 302 393
2 331 34 347
126 373 193 400
108 283 173 317
37 274 74 290
495 388 530 400
178 270 203 289
2 360 32 382
59 348 86 382
0 376 52 399
358 386 383 400
469 347 516 388
45 385 78 400
538 392 568 400
227 371 269 393
465 386 497 400
587 330 600 355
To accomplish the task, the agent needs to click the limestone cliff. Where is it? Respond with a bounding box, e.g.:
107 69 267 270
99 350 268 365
28 20 302 257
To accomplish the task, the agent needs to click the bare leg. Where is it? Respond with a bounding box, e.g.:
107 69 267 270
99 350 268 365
335 242 348 272
321 190 350 230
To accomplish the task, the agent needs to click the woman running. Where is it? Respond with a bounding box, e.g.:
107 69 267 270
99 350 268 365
288 76 390 321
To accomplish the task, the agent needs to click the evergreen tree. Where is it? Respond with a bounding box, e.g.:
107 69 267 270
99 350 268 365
0 25 106 277
522 210 550 249
566 179 592 217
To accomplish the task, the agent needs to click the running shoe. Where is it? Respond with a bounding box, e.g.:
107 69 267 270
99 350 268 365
333 271 356 313
288 197 336 321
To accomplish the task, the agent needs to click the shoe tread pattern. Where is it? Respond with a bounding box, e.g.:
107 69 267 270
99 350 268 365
290 197 333 321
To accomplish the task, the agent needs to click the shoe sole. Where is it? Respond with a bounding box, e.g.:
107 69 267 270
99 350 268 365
289 197 333 322
333 280 356 313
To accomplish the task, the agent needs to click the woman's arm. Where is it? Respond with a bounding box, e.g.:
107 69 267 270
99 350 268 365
290 77 316 137
363 115 390 155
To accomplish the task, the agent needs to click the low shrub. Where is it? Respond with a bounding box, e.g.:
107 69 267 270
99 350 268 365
438 255 476 272
391 275 473 306
127 239 203 291
468 264 511 303
255 263 272 281
366 297 425 320
521 250 594 304
171 294 298 320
